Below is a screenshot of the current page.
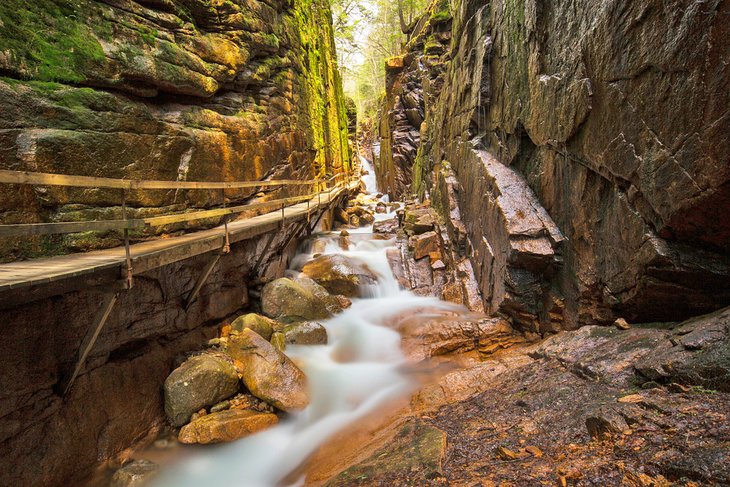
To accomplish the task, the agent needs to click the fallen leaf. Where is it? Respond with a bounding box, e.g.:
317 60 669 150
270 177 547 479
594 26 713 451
524 445 543 458
618 394 644 403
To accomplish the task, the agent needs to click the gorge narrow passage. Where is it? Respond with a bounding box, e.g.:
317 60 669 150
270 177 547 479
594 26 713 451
151 165 463 486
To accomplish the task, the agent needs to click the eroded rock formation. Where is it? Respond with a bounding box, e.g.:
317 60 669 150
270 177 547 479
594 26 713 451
377 0 730 330
0 0 350 260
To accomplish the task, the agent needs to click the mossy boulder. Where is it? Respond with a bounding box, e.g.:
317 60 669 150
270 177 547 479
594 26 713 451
301 254 378 297
163 353 240 427
261 277 340 321
230 313 279 341
283 321 328 345
178 409 278 444
224 329 309 411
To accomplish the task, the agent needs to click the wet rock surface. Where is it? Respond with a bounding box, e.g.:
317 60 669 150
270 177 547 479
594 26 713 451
309 306 730 486
261 277 337 321
230 313 278 341
225 328 309 411
325 419 446 486
379 0 730 330
282 321 328 345
178 409 278 445
109 460 158 487
302 254 378 297
163 353 240 427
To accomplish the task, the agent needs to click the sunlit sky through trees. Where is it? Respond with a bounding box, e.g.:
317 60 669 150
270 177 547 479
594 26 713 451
331 0 429 120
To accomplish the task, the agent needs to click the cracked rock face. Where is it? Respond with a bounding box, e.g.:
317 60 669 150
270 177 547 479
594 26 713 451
386 0 730 328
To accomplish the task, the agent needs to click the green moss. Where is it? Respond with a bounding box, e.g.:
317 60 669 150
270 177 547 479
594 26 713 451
428 0 451 23
0 0 106 83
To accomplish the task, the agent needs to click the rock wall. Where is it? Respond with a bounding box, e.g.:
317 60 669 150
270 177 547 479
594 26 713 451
0 222 305 486
374 0 452 199
381 0 730 330
0 0 350 261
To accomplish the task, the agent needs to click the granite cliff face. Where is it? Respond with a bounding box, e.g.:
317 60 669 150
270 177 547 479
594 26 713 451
0 0 350 260
378 0 730 331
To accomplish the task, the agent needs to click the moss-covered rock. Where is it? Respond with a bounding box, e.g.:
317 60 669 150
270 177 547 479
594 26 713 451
0 0 351 261
230 313 279 341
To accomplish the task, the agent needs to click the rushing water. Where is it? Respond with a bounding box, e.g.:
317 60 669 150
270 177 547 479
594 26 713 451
153 160 457 487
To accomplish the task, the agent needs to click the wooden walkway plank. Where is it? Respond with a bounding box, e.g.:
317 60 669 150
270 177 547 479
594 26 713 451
0 182 357 294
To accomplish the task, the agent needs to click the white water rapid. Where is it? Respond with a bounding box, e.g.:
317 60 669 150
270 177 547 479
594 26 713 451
153 160 458 487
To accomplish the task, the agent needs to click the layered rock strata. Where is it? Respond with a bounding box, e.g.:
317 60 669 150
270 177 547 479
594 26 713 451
0 0 350 260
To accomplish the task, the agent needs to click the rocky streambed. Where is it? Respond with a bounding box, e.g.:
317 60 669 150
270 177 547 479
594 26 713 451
104 184 730 487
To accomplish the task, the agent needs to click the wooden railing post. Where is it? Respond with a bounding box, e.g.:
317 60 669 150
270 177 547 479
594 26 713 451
121 190 133 289
221 188 230 254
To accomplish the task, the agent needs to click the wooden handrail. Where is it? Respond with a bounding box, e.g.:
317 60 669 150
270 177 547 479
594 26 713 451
0 183 354 237
0 169 323 190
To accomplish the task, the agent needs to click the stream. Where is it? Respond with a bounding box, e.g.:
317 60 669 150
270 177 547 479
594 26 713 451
152 162 458 487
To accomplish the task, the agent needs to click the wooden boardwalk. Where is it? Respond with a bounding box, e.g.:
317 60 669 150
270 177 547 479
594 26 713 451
0 182 355 296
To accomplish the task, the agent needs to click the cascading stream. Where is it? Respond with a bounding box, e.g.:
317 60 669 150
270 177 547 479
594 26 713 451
153 161 458 487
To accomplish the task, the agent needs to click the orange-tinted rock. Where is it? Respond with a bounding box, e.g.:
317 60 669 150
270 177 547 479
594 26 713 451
412 231 440 260
302 254 378 297
178 409 278 444
225 329 309 411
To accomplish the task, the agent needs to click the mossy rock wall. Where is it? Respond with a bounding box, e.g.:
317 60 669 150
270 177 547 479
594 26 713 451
0 0 351 261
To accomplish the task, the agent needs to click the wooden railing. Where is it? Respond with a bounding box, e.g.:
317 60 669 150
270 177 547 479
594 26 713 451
0 169 358 237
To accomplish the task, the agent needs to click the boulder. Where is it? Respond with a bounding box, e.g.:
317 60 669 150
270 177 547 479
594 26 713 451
230 313 278 341
412 231 440 260
375 202 387 214
178 409 278 444
164 354 240 427
283 321 328 345
374 216 399 234
261 277 334 321
225 329 309 411
360 212 375 225
110 460 158 487
301 254 378 297
403 208 435 235
294 276 345 315
349 214 361 227
270 332 287 352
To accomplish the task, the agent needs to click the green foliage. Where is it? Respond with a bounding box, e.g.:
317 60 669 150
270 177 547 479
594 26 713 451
0 0 106 83
330 0 430 122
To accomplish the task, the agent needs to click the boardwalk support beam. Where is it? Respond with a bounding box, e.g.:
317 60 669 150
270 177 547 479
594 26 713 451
184 252 223 310
62 290 120 396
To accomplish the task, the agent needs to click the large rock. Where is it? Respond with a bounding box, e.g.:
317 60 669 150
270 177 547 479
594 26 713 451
224 329 309 411
261 277 336 321
374 216 399 234
230 313 278 341
411 231 440 260
110 460 158 487
163 353 240 427
294 276 346 316
283 321 328 345
301 254 378 297
178 409 278 444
